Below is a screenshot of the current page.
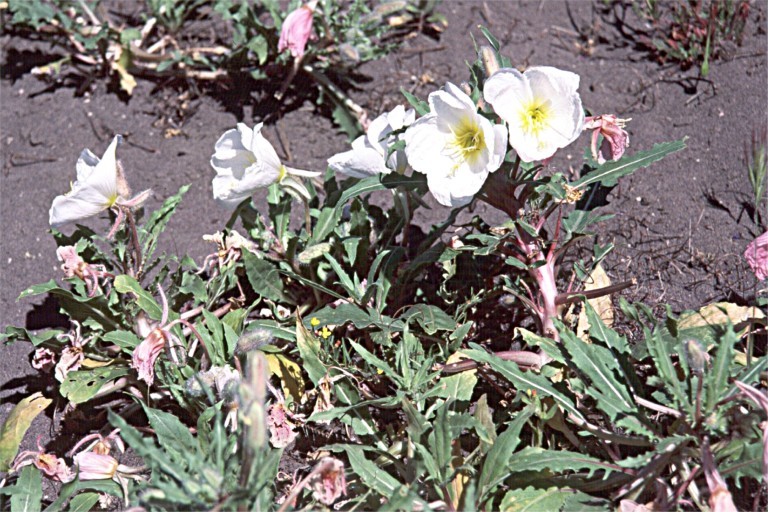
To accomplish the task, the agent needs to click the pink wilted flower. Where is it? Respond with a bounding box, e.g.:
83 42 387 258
69 429 125 457
13 440 73 483
56 245 113 297
701 438 738 512
744 231 768 281
584 114 630 164
308 457 347 505
278 0 318 59
74 451 145 507
55 321 92 382
131 285 204 386
32 347 56 372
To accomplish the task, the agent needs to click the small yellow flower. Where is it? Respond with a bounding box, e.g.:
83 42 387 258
320 327 332 339
310 317 320 327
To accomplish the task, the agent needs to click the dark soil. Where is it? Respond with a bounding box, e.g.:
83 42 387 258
1 0 766 500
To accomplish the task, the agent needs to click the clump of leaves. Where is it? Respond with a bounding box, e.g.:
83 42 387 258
4 0 445 136
1 26 764 512
629 0 751 76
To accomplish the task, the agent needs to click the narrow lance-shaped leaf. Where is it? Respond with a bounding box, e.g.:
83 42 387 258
574 138 687 188
464 346 585 422
10 465 42 512
478 406 534 501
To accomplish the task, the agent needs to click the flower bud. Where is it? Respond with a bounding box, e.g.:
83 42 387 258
480 46 499 78
236 327 274 355
683 338 709 374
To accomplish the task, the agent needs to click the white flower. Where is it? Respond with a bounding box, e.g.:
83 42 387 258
484 66 584 163
327 105 415 178
403 83 507 207
210 123 320 208
49 135 151 229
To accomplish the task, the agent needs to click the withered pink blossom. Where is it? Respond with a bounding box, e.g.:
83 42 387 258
32 347 56 372
56 245 113 297
69 429 125 457
131 285 204 386
74 451 119 480
132 328 168 386
744 231 768 281
701 438 738 512
267 401 299 448
584 114 630 164
278 0 318 59
73 451 145 507
55 321 91 382
13 441 73 483
309 457 347 505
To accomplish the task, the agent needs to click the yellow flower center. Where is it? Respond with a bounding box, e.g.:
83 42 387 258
105 193 119 208
447 117 485 169
520 99 552 137
277 165 287 183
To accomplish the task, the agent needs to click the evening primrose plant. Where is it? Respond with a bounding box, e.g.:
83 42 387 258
2 29 766 511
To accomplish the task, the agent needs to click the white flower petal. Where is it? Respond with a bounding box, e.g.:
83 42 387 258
285 166 322 178
85 135 120 201
211 123 297 209
212 163 280 209
49 186 112 229
404 83 505 207
75 149 100 182
429 83 477 129
49 136 122 229
328 147 390 178
403 116 455 175
250 124 283 173
484 66 584 163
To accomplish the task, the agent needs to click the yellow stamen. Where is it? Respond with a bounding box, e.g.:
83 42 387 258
277 165 287 183
520 99 552 137
446 117 485 167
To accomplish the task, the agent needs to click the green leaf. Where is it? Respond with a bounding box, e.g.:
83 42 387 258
402 304 456 334
114 275 163 320
143 405 198 462
583 301 629 354
43 479 122 512
573 139 687 188
10 465 42 512
646 330 686 407
1 327 61 347
560 330 633 416
500 486 610 512
311 207 342 244
101 330 141 350
0 393 52 471
60 367 130 404
464 346 585 422
67 492 100 512
296 316 326 385
180 272 207 303
506 446 620 478
478 406 533 501
242 250 289 303
400 87 429 116
344 445 401 496
705 324 737 413
431 367 476 401
17 280 120 329
349 340 397 380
